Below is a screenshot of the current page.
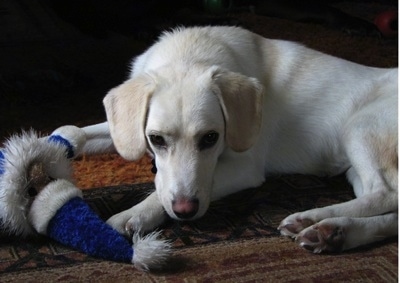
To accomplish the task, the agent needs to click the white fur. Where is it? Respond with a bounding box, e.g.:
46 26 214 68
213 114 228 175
50 125 87 157
132 231 171 271
28 179 82 234
0 131 74 236
78 26 396 252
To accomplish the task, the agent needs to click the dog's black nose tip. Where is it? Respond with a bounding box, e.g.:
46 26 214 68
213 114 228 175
174 210 198 220
172 197 199 220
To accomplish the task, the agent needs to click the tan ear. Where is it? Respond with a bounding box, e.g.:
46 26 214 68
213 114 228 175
211 68 263 152
103 75 155 160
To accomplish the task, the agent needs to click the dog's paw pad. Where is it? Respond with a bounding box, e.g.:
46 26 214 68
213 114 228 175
295 224 345 253
278 216 315 237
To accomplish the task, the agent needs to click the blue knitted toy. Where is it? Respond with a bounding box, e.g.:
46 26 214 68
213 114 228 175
0 126 170 271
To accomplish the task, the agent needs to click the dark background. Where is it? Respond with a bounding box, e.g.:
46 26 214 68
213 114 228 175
0 0 397 140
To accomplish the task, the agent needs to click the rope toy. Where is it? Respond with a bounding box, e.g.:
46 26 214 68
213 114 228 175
0 126 170 271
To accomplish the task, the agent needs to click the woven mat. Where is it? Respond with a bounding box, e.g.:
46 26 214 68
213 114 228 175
0 175 397 282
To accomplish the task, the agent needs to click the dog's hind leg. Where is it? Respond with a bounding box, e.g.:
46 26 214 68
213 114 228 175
279 152 397 252
278 187 398 252
294 213 397 252
280 90 398 252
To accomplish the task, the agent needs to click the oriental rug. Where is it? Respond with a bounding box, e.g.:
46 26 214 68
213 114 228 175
0 170 397 282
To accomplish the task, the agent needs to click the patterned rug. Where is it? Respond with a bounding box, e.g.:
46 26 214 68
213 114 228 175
0 174 397 282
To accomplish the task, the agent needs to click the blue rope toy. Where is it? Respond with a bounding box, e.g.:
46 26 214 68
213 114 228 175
0 126 170 271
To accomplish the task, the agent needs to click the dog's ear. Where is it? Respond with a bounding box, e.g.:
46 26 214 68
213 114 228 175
210 67 263 152
103 75 155 160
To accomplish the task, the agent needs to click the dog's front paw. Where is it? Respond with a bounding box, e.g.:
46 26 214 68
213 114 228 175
107 194 167 236
278 213 315 237
106 209 137 236
295 222 345 253
124 211 165 235
107 209 163 236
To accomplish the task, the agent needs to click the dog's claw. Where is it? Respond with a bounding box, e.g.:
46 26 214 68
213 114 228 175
125 220 147 238
295 224 345 253
278 216 315 237
125 223 134 237
278 223 298 237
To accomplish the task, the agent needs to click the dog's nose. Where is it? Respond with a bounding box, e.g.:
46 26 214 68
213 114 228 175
172 197 199 219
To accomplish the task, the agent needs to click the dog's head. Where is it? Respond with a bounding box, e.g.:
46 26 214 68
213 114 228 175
103 65 263 221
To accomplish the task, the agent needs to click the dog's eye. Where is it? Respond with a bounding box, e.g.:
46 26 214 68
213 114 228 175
149 135 166 148
199 132 219 150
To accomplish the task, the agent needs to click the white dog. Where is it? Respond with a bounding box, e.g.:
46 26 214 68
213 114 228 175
78 26 397 253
